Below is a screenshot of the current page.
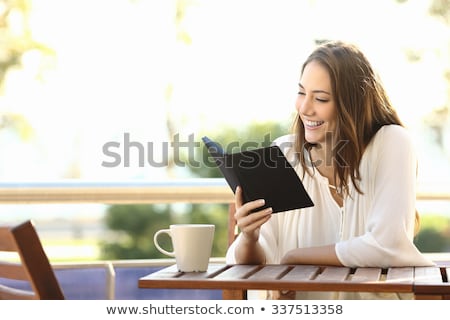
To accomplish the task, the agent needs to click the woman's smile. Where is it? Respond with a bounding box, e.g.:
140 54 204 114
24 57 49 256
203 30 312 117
303 120 325 129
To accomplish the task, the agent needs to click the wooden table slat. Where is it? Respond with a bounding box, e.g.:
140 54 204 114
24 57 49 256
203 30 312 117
350 268 382 283
178 264 229 280
248 265 291 280
213 265 259 280
413 266 450 295
414 267 443 284
386 267 414 284
316 267 350 282
279 265 320 282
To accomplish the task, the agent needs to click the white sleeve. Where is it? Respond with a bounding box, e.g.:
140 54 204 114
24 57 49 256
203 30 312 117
335 126 434 267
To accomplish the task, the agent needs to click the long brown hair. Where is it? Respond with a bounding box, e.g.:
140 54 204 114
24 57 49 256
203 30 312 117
294 41 403 194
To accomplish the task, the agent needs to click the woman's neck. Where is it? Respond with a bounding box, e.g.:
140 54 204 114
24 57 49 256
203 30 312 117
310 145 344 207
310 145 334 179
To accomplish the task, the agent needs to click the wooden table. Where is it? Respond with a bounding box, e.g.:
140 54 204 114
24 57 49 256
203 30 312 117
139 263 450 300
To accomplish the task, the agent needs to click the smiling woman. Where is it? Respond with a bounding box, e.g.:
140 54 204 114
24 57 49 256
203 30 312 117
227 41 435 300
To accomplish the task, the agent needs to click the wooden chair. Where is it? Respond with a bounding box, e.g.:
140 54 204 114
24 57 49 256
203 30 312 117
0 220 64 299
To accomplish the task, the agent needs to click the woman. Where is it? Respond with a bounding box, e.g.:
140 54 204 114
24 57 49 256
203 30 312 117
225 41 434 299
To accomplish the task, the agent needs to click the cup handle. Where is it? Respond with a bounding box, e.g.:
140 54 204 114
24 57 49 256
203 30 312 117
153 229 175 257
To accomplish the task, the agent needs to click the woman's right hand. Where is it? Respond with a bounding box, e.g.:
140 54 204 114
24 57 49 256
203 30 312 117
234 186 272 243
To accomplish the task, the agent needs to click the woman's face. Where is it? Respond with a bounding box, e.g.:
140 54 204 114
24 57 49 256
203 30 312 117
296 60 337 145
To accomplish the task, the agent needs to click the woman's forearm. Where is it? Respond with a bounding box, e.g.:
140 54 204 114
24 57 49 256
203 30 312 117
234 235 266 264
281 245 343 266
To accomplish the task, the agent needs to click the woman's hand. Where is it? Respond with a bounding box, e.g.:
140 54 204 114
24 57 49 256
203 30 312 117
234 186 272 243
232 186 272 264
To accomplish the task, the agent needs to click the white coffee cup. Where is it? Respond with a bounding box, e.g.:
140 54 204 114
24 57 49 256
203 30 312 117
153 224 215 272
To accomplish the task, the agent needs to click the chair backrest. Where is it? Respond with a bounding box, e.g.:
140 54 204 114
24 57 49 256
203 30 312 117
0 220 64 299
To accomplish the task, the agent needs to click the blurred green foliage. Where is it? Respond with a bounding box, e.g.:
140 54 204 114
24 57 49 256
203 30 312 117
100 204 172 259
414 214 450 252
100 203 230 259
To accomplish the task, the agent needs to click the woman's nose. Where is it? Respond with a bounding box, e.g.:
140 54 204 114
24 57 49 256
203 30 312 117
297 95 313 116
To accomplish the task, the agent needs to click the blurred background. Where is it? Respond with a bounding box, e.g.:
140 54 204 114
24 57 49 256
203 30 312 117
0 0 449 262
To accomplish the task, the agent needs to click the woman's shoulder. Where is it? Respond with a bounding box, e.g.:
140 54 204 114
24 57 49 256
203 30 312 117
366 124 416 161
372 124 413 146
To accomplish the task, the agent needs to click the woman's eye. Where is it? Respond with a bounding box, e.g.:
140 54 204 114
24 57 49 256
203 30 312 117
316 98 329 103
298 91 305 95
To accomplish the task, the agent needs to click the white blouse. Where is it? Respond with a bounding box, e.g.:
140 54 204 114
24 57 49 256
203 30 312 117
226 125 434 299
